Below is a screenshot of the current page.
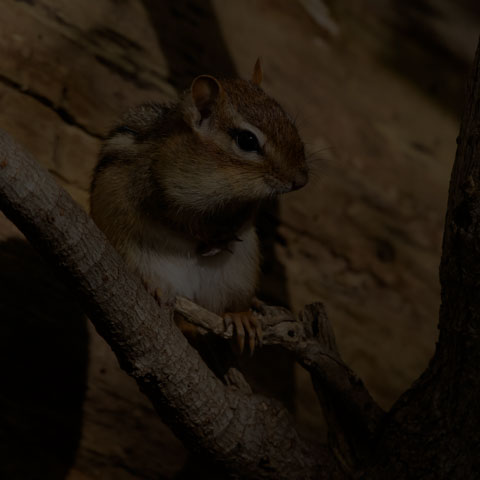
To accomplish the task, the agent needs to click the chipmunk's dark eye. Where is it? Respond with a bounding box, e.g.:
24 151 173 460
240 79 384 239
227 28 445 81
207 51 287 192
236 130 260 152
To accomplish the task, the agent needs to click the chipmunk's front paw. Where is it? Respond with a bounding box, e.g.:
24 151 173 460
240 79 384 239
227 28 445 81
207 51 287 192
224 310 263 355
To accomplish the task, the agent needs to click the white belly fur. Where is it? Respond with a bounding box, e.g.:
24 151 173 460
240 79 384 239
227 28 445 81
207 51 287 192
127 226 259 314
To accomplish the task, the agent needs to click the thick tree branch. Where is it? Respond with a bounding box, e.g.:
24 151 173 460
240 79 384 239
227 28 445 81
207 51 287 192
0 128 343 479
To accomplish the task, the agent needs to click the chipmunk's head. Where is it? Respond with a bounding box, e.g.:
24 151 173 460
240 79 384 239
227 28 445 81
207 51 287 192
169 59 308 211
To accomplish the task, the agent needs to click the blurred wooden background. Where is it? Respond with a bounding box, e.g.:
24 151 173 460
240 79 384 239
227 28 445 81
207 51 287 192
0 0 478 478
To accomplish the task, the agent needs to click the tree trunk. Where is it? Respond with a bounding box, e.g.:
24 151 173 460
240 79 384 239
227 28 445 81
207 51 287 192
362 37 480 480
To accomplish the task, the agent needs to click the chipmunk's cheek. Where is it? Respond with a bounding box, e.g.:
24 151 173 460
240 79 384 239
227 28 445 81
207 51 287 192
252 179 276 199
225 174 269 201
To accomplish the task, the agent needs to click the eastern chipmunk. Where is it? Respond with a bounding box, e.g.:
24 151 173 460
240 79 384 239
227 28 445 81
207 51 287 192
90 60 308 354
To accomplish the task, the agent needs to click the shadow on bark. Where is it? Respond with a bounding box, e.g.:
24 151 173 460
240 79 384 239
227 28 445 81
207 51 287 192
0 238 87 480
141 0 238 90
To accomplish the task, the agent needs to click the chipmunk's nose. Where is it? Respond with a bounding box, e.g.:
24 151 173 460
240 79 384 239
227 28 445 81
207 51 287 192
291 169 308 191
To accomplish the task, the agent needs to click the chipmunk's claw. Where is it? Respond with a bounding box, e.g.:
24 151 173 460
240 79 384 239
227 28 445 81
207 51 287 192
224 310 262 355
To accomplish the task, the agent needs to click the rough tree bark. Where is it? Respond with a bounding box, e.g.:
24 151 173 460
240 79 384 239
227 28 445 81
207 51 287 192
0 34 479 480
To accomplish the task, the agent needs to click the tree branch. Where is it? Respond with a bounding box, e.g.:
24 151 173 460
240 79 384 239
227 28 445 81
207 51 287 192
0 128 341 479
0 123 385 477
176 296 384 470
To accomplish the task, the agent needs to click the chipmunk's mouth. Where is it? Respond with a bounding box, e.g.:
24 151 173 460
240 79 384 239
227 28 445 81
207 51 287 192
265 169 309 195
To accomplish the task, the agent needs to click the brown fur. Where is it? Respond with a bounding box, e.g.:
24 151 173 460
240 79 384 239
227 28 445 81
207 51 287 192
90 69 308 316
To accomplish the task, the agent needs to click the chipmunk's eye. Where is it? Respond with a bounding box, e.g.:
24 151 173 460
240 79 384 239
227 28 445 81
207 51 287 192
236 130 260 153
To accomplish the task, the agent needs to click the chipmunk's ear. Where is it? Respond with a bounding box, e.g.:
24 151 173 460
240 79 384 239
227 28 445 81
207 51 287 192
191 75 223 119
252 58 263 85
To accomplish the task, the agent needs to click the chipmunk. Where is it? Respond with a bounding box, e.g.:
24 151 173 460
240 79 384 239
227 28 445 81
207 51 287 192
90 60 308 355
